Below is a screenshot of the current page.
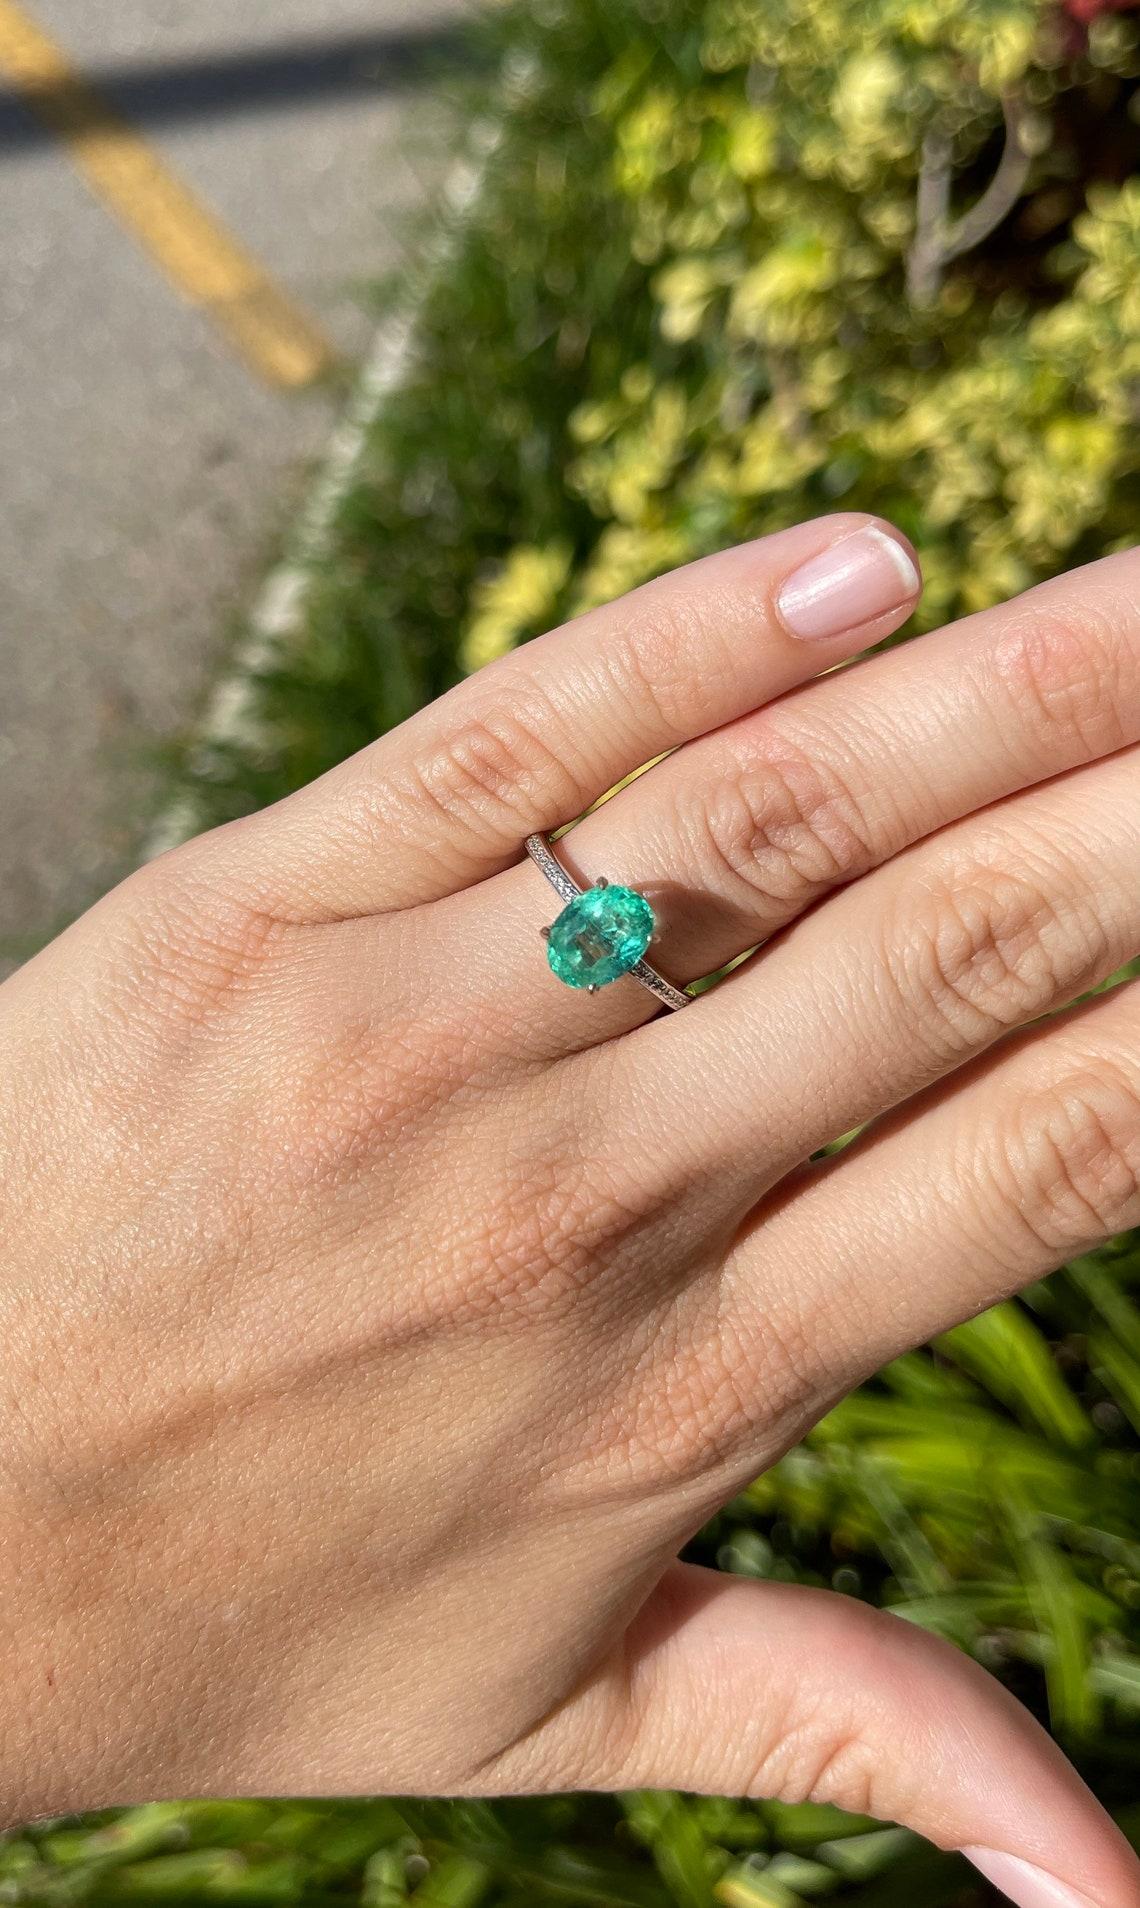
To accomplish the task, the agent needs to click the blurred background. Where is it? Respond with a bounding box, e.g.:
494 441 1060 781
0 0 468 970
1 0 1139 1903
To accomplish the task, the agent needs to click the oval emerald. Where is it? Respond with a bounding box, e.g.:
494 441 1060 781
545 884 655 990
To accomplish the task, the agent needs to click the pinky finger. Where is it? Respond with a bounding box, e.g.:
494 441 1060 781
733 975 1140 1397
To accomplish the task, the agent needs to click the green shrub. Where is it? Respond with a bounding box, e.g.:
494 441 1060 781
169 0 1140 822
14 2 1136 1902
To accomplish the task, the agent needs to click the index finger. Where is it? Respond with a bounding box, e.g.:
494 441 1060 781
213 515 919 920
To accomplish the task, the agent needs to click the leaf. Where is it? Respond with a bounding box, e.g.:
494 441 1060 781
1005 1500 1098 1739
936 1304 1094 1448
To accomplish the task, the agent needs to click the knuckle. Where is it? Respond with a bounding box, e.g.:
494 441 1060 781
987 596 1132 766
761 1724 882 1818
401 686 583 847
275 1006 462 1193
889 855 1107 1055
1001 1059 1140 1254
107 850 287 1035
454 1138 646 1323
753 1605 924 1817
583 1283 827 1493
682 733 875 915
712 1295 830 1452
616 1343 757 1486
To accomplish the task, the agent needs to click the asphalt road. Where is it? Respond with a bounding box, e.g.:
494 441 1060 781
0 0 468 967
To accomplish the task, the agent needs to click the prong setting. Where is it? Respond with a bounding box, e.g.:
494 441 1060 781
525 831 691 1011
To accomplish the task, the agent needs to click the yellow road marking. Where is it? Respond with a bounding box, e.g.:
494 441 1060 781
0 0 336 388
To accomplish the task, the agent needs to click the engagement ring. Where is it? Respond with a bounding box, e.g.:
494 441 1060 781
525 832 692 1012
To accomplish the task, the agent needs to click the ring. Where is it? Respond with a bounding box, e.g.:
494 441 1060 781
525 832 692 1012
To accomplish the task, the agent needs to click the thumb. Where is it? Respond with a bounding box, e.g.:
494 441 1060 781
557 1565 1140 1908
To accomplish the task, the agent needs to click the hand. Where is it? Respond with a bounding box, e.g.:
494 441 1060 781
2 515 1138 1908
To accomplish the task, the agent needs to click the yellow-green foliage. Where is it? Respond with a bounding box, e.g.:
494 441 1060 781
444 0 1139 661
166 0 1140 815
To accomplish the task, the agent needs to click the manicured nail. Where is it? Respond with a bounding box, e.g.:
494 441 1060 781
962 1847 1102 1908
776 525 920 640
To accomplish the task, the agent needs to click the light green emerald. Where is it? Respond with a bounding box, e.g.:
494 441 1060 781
545 884 655 990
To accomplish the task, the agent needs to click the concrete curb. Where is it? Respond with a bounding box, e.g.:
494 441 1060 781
143 138 490 860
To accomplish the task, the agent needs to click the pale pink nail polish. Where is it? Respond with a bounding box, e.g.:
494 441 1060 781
962 1847 1104 1908
776 525 920 640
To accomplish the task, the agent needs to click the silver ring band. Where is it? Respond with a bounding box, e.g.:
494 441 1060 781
525 832 692 1012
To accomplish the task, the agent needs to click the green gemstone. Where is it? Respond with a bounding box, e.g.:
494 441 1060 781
546 884 655 990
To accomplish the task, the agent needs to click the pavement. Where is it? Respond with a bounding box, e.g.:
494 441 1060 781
0 0 469 967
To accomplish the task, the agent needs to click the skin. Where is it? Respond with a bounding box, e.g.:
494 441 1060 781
1 513 1139 1905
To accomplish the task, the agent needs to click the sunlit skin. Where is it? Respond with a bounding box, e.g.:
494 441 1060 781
1 516 1139 1908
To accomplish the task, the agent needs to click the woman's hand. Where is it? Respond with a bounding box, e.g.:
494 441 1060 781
2 516 1139 1908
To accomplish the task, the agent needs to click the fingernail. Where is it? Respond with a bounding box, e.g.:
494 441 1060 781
776 525 920 640
962 1847 1102 1908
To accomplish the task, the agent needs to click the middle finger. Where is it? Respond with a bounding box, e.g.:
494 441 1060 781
458 547 1139 1058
